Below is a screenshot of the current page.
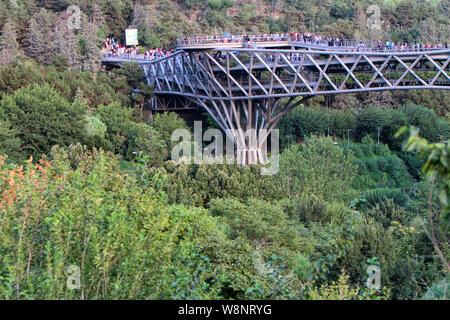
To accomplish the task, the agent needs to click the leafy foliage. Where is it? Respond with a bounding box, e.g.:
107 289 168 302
0 84 88 160
279 136 357 201
149 161 284 207
0 0 448 301
0 151 223 299
398 126 450 231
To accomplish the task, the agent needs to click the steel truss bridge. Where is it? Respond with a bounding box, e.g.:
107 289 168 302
102 40 450 164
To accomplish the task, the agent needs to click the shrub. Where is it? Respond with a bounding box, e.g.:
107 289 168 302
354 106 391 142
362 188 410 209
308 271 390 300
149 161 284 207
0 151 229 299
0 84 87 161
396 151 423 180
150 112 189 152
95 103 135 154
209 198 301 249
364 199 411 228
279 136 357 201
279 196 349 225
352 155 412 189
208 197 309 292
125 123 168 167
335 218 419 299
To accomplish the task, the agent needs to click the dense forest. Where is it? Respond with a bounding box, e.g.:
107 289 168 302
1 0 450 67
0 0 449 300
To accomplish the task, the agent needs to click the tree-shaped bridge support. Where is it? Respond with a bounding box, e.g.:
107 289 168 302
193 96 311 165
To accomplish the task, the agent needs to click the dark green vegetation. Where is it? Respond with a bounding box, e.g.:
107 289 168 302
0 0 449 300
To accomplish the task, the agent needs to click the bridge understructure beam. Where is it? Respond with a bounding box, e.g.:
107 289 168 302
143 47 450 165
150 95 197 111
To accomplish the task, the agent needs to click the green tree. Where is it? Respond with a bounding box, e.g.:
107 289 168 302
0 119 21 159
282 9 305 31
397 126 450 271
27 8 56 65
79 16 101 72
279 136 357 201
95 102 136 152
134 83 154 117
126 123 168 167
354 106 391 142
0 84 87 160
151 112 189 152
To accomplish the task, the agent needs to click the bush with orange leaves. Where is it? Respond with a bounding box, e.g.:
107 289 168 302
0 151 225 299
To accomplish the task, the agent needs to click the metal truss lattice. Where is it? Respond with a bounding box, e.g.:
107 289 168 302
143 48 450 101
141 47 449 164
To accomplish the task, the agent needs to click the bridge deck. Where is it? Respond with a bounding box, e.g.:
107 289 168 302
101 43 449 104
175 39 447 53
178 41 291 50
101 49 449 66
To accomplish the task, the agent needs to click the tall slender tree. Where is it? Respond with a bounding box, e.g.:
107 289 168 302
51 14 79 67
0 18 21 66
28 8 56 65
80 18 101 72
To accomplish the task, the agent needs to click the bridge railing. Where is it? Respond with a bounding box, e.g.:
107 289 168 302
177 35 362 46
177 35 448 52
177 36 243 46
102 41 447 66
291 41 447 53
102 50 185 63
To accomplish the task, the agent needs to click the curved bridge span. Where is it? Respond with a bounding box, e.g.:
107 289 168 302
102 42 450 165
142 48 450 100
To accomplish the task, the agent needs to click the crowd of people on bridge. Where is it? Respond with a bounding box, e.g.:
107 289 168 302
104 30 448 62
104 37 174 60
104 38 138 58
181 32 449 52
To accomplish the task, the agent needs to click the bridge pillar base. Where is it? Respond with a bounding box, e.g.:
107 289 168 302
236 146 264 165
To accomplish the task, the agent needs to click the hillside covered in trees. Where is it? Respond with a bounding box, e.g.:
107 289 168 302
0 0 449 301
1 0 449 64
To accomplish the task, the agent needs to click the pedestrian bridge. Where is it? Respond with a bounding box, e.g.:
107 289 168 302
101 38 449 165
